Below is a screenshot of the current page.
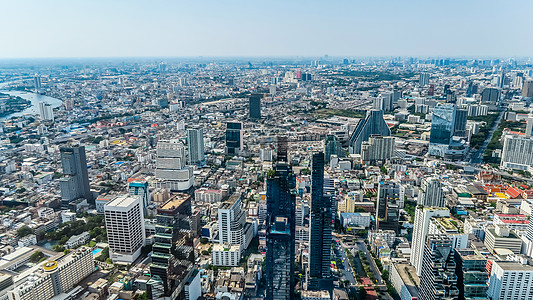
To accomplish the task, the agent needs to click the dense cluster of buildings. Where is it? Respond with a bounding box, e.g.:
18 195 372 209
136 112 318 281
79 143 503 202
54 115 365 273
0 57 532 300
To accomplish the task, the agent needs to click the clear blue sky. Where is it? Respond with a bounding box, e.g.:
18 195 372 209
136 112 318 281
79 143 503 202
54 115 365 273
1 0 531 58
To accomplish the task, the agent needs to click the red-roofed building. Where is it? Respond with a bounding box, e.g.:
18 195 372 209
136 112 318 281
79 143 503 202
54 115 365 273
505 187 522 199
494 213 529 230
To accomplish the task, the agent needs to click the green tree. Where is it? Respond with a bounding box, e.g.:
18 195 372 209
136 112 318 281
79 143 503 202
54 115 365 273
30 251 44 263
134 292 148 300
17 225 33 238
380 166 388 175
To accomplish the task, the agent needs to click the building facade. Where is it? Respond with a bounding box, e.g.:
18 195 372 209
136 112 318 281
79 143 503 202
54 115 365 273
187 128 205 165
104 195 145 263
58 146 92 204
155 140 194 191
349 110 391 154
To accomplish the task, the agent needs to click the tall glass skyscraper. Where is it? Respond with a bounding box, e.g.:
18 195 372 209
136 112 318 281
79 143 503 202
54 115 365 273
150 194 195 298
429 104 468 157
376 181 401 233
308 152 332 290
324 134 343 163
249 94 261 120
265 162 296 300
429 104 456 146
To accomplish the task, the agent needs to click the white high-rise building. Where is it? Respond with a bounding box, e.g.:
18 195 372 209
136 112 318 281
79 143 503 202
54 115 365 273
418 177 445 207
187 128 205 165
487 261 533 300
104 195 145 263
260 148 273 162
410 207 449 275
155 140 194 191
217 193 253 255
39 102 54 121
500 132 533 171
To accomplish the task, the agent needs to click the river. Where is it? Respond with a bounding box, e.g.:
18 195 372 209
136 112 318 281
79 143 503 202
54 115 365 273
0 90 63 120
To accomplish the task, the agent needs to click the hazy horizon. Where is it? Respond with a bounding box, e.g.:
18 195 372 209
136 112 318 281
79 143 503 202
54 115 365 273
1 0 532 59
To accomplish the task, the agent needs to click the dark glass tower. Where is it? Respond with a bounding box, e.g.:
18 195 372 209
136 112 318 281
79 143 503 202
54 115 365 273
58 146 92 204
265 160 296 300
324 134 344 163
150 194 195 298
454 249 488 300
225 121 243 155
376 181 401 233
308 152 332 290
249 94 261 120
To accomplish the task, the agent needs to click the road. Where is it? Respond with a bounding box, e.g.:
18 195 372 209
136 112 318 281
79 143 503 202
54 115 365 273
356 240 383 285
335 241 356 285
469 107 506 165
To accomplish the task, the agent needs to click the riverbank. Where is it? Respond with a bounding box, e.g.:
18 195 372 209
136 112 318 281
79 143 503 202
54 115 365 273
0 90 63 120
0 92 31 118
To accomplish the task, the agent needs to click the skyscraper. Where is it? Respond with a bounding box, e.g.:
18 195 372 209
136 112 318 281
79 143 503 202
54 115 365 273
265 157 296 300
324 134 343 163
249 94 261 119
59 146 92 203
104 195 145 263
217 193 253 254
155 140 194 191
376 181 401 233
349 110 391 154
481 87 500 102
360 135 395 165
225 121 244 155
429 104 456 148
150 193 195 297
453 109 467 137
419 72 430 86
428 104 468 157
34 75 41 92
487 261 533 300
308 152 332 290
39 102 54 121
373 92 393 112
418 177 445 207
419 235 459 300
521 79 533 98
454 249 488 300
128 178 150 216
410 207 450 275
187 128 205 165
500 133 533 171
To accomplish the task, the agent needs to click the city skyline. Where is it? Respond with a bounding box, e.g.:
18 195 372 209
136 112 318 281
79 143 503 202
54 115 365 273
1 0 532 58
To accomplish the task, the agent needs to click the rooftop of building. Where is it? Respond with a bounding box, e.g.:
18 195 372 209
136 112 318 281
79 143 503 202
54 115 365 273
220 193 241 210
495 261 533 271
105 194 139 209
393 263 419 296
159 193 190 211
433 217 459 231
